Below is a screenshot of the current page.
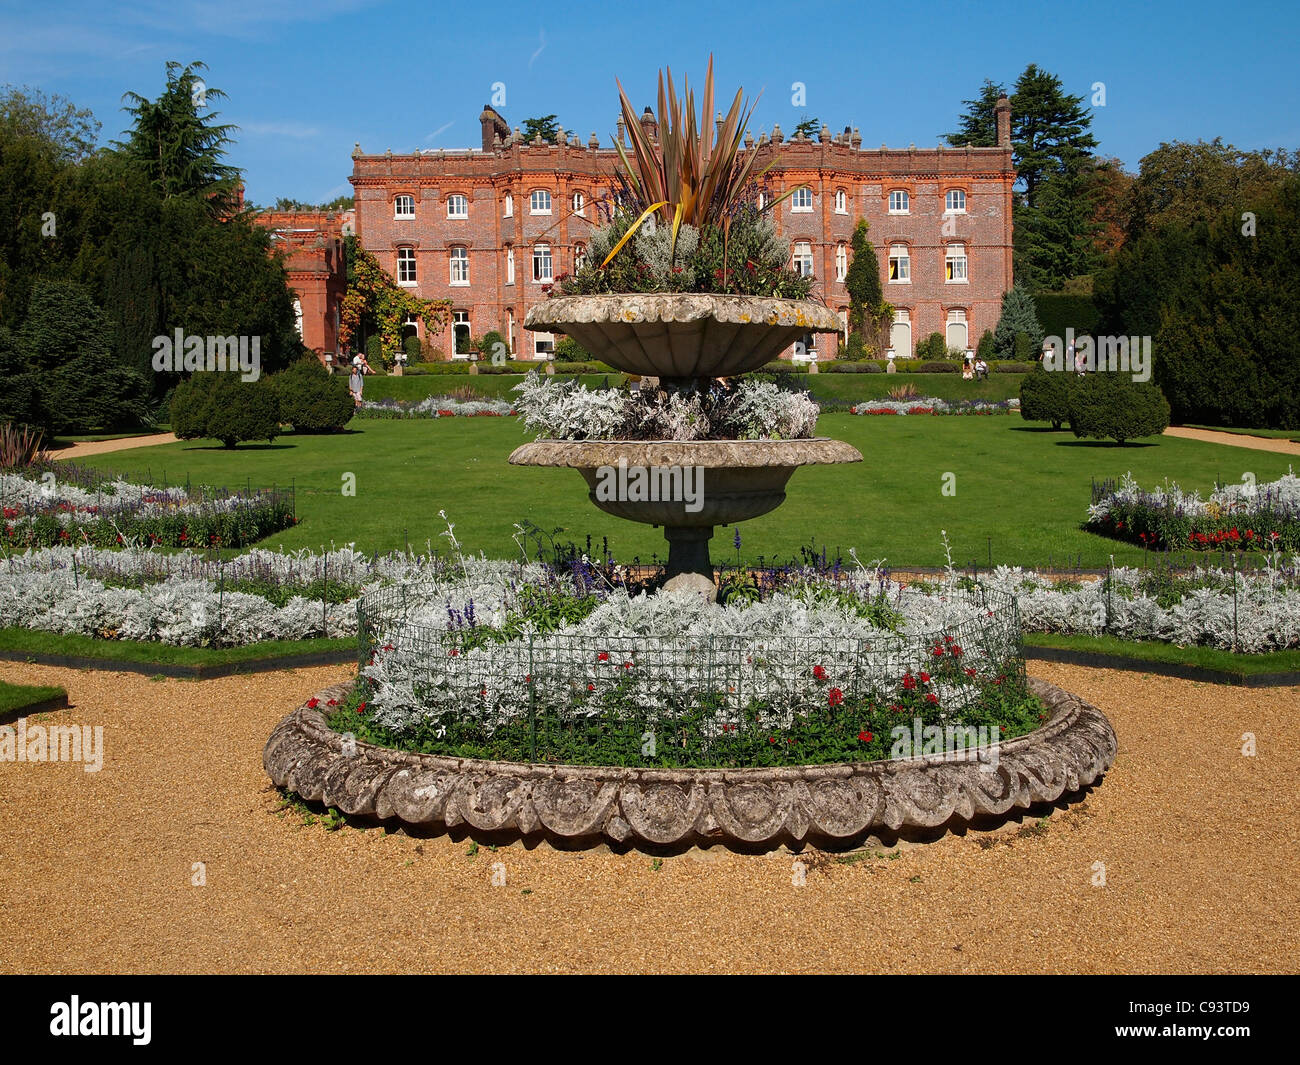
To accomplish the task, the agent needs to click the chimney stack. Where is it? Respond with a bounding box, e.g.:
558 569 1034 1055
995 94 1012 149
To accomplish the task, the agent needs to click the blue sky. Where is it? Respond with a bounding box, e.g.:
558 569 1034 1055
2 0 1297 205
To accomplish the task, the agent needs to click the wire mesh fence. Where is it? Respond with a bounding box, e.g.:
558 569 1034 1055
355 583 1028 767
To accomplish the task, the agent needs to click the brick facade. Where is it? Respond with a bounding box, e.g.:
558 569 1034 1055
345 100 1015 362
254 209 353 367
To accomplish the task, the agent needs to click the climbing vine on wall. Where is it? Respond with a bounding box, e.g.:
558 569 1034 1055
339 239 451 358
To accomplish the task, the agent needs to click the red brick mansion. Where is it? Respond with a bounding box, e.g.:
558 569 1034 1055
269 97 1015 364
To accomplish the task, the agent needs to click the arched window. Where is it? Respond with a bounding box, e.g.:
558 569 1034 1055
396 246 417 284
946 309 969 351
503 193 514 217
447 194 469 219
449 246 469 285
890 309 911 355
887 244 910 282
505 245 515 285
453 311 471 355
292 298 303 338
834 189 847 214
945 189 967 213
394 195 415 219
574 243 587 271
835 243 848 282
572 191 585 216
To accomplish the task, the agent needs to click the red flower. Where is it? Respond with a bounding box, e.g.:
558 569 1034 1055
858 730 872 743
597 651 610 662
828 687 844 707
902 673 917 690
950 645 963 657
769 736 777 744
524 674 532 684
623 661 633 670
306 698 319 709
925 693 939 704
327 698 338 707
919 671 931 683
965 667 977 677
932 646 945 657
448 648 459 657
357 701 367 712
812 664 827 682
587 683 595 691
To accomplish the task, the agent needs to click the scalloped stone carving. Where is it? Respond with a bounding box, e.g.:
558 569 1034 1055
523 293 842 378
264 678 1117 849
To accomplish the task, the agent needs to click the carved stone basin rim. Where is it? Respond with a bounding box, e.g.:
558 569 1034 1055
522 293 843 379
509 437 864 469
524 292 843 333
263 677 1118 849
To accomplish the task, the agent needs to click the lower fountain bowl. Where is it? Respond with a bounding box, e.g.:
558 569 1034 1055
508 438 863 527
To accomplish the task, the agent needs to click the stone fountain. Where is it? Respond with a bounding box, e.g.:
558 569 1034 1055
511 292 862 594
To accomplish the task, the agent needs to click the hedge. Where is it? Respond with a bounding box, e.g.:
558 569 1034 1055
1034 292 1101 341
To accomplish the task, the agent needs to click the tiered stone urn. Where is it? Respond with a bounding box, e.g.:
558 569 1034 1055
512 293 862 593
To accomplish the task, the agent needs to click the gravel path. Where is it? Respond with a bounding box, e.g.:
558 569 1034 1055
54 433 180 460
1 660 1295 974
1163 426 1300 455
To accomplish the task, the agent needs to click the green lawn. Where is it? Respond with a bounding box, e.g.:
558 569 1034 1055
69 414 1296 568
0 680 68 717
1025 632 1300 677
0 629 352 667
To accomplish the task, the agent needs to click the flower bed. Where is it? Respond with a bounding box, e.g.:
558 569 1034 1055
849 398 1020 416
1087 471 1300 552
980 560 1300 652
354 397 516 420
344 579 1037 768
0 463 295 549
2 539 1298 655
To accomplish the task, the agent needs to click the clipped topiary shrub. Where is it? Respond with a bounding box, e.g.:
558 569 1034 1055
273 358 354 433
171 373 281 449
1067 373 1170 445
1018 366 1074 429
976 329 996 362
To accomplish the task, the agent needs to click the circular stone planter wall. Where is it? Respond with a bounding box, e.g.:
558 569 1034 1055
264 678 1117 849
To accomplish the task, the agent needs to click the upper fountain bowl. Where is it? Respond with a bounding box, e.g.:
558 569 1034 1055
525 293 842 379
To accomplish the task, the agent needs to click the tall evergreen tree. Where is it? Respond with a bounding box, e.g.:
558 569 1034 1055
844 220 890 352
1010 65 1097 208
116 60 241 210
522 114 561 143
992 284 1043 358
944 79 1005 147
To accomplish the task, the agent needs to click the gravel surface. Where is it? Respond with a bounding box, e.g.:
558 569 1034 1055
0 660 1295 974
53 433 180 460
1162 426 1300 455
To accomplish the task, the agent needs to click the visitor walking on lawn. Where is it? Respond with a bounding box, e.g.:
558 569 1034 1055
348 351 372 408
